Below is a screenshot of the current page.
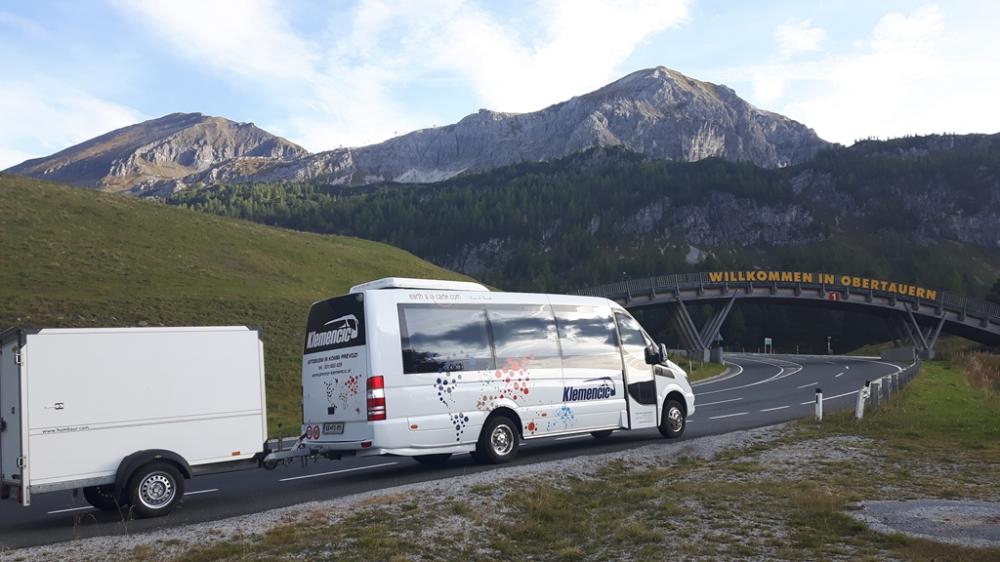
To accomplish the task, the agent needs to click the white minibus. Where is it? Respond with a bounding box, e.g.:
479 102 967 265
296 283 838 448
293 278 695 465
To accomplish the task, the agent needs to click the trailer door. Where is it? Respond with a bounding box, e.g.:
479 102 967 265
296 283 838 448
0 331 28 505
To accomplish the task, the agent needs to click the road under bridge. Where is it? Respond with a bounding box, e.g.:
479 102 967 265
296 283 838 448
580 271 1000 359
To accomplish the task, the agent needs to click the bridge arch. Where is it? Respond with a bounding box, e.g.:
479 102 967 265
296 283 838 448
580 271 1000 359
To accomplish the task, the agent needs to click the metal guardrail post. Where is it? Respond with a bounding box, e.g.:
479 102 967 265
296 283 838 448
815 388 823 421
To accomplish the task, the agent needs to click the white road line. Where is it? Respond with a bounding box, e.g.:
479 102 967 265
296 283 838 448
279 461 399 482
801 389 860 405
47 506 92 515
185 488 219 496
692 361 744 387
697 397 744 407
835 372 844 378
760 405 790 412
709 412 749 420
697 356 804 396
796 381 818 389
555 434 590 441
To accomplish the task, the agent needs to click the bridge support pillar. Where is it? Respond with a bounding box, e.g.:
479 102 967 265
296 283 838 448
670 294 737 361
896 311 945 359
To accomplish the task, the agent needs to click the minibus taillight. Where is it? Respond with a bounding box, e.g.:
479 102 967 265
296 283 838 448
367 376 386 421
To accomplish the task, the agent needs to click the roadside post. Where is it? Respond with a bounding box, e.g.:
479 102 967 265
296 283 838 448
855 380 870 420
871 379 882 408
815 388 823 421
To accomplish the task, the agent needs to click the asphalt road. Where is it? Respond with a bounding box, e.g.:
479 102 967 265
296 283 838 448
0 353 906 549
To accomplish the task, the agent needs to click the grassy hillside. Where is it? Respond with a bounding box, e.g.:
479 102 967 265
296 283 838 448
0 174 472 434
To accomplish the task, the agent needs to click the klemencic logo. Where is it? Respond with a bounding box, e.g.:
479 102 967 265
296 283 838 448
307 314 360 349
563 377 616 402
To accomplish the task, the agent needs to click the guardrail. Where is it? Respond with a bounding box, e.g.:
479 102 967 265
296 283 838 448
578 272 1000 323
852 360 921 420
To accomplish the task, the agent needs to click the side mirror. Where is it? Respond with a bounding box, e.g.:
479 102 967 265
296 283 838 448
644 343 659 365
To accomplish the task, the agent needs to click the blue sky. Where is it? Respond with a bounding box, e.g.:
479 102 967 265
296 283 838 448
1 1 998 168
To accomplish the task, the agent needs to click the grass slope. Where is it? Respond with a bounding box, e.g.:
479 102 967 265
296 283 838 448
0 174 472 433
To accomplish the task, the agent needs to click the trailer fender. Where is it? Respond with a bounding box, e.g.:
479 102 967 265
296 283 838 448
114 450 192 498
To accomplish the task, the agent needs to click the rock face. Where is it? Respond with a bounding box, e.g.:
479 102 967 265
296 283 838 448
174 67 828 191
5 113 308 193
5 67 830 194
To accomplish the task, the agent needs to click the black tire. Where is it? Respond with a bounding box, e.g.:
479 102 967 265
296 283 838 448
591 430 614 439
413 453 452 466
125 462 185 518
658 398 686 439
83 485 123 512
475 415 519 464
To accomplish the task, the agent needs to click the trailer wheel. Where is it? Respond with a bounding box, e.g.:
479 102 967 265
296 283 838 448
413 453 452 466
83 485 123 512
126 462 185 518
475 415 519 464
658 398 686 439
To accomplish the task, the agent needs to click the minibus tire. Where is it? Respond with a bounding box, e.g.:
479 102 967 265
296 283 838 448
476 415 519 464
658 399 686 439
591 430 613 439
83 485 123 512
126 462 185 518
413 453 452 466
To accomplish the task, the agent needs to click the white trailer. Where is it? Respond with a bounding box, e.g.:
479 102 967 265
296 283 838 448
0 326 267 517
269 277 696 467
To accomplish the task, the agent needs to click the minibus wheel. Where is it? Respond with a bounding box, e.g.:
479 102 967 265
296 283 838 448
476 415 519 464
413 453 452 466
658 399 686 439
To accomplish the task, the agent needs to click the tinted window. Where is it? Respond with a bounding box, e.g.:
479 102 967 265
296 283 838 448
399 305 495 374
615 311 647 350
488 304 561 369
554 305 623 370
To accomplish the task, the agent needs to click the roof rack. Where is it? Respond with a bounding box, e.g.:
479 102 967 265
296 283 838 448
349 277 489 294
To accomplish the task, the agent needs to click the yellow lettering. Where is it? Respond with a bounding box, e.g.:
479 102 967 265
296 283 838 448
851 276 862 288
794 272 802 282
888 282 897 293
819 273 835 284
916 287 926 299
840 275 851 286
767 271 780 282
708 272 723 283
862 278 870 289
926 289 937 301
909 285 917 296
802 273 814 283
737 271 746 281
780 272 792 282
757 271 768 282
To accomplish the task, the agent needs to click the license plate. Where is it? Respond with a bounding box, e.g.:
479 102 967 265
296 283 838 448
323 422 345 435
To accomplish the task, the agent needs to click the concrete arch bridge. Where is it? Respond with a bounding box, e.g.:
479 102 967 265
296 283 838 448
579 271 1000 359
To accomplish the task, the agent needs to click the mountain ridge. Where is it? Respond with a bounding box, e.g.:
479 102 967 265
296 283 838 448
5 66 830 194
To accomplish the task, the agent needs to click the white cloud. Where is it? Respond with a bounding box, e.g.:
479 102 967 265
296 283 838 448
731 5 1000 144
112 0 690 151
774 18 826 58
0 79 144 169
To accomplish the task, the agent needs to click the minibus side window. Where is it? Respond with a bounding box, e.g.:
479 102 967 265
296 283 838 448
487 304 561 369
399 305 495 374
553 305 622 370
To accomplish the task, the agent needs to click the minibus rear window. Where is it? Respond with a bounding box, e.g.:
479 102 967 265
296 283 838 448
399 305 495 374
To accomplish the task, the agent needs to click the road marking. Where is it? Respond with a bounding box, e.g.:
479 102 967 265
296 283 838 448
697 356 804 396
760 405 790 412
709 412 749 420
279 461 399 482
47 506 92 515
185 488 219 496
698 397 744 407
692 361 744 387
845 366 850 370
796 382 818 389
835 372 845 378
801 389 860 405
555 434 590 441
